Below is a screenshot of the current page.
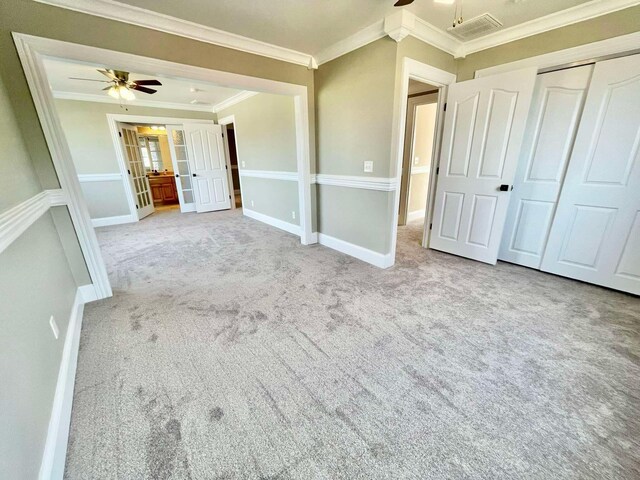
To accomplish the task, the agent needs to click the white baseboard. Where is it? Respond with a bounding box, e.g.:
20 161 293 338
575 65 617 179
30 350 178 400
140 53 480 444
407 209 426 223
39 286 89 480
318 233 394 268
243 208 301 236
91 214 136 228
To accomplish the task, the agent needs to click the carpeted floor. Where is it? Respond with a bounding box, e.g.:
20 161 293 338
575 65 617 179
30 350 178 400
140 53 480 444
65 208 640 479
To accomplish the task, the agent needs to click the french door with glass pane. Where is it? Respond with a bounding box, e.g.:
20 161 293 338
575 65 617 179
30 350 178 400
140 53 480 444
166 125 196 213
119 124 154 219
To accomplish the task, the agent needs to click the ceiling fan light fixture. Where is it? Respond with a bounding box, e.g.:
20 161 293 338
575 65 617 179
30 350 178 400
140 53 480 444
107 85 120 99
119 85 135 101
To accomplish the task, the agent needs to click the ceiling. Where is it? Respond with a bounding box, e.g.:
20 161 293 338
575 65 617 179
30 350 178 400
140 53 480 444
117 0 591 55
42 56 245 110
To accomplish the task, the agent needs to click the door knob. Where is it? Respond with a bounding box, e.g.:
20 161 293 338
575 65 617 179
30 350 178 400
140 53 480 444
175 174 180 178
193 173 197 177
499 184 513 191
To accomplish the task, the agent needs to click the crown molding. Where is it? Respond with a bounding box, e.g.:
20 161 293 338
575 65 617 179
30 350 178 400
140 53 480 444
34 0 318 69
412 16 461 57
52 90 216 112
212 91 259 113
315 20 386 66
460 0 640 57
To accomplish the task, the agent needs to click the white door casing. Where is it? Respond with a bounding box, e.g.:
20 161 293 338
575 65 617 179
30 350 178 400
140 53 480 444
183 123 231 213
166 125 196 213
119 124 154 219
541 55 640 295
499 65 593 268
429 68 537 264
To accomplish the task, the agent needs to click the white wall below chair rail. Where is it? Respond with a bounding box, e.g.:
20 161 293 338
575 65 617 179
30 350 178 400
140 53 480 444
0 189 68 254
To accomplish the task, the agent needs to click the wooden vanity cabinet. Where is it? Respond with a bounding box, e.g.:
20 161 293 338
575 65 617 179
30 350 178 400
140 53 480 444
148 175 179 205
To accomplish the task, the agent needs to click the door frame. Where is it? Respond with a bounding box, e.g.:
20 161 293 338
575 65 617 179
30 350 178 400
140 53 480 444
14 33 316 300
389 58 457 266
217 115 241 210
107 114 215 219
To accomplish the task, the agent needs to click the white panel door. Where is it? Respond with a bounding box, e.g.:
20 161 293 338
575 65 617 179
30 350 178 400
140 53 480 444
166 126 196 213
499 66 593 268
183 124 231 213
120 124 154 220
429 68 537 264
541 55 640 295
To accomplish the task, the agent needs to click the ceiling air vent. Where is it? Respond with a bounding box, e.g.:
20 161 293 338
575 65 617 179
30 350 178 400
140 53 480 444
447 13 503 41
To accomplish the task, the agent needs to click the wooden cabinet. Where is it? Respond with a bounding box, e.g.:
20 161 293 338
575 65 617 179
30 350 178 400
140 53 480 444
148 175 179 205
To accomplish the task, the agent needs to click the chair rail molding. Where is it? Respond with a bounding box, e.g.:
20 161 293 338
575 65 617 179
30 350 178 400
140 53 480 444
77 173 122 182
0 189 68 255
239 170 299 182
313 174 397 192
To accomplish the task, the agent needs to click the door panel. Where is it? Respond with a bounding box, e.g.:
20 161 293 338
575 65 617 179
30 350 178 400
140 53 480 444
183 124 231 213
430 68 537 264
541 54 640 295
499 65 593 268
120 124 154 220
166 126 196 213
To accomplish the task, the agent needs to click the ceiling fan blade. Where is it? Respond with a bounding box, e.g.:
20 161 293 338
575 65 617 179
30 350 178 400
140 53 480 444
394 0 414 5
133 79 162 86
102 86 113 91
97 69 118 81
131 85 157 94
69 77 110 83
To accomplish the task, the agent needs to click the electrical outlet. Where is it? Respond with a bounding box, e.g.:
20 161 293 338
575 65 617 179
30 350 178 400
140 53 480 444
251 200 254 207
292 211 296 220
49 315 59 340
241 161 246 168
414 156 420 165
363 161 373 173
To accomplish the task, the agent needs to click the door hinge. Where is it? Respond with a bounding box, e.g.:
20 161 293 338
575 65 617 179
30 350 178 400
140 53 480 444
136 205 139 209
443 103 447 112
128 169 131 174
118 132 122 137
436 167 439 175
429 223 433 230
229 194 231 199
225 165 228 170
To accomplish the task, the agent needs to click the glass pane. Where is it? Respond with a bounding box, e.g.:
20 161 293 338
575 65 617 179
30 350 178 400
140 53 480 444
181 176 192 190
175 146 187 161
172 130 185 145
137 193 143 206
178 161 190 176
182 190 193 204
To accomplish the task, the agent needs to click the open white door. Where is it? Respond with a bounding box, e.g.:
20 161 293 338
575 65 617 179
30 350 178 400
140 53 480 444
166 126 196 213
429 68 537 264
499 65 593 268
541 55 640 295
120 124 154 220
183 123 231 213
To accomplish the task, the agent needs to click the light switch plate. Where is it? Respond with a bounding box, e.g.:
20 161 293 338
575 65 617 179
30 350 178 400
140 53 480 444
241 161 246 168
363 161 373 173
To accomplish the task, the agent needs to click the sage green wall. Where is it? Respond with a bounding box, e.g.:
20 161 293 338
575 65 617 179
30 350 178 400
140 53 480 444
456 5 640 81
0 75 78 479
55 99 214 219
217 93 301 226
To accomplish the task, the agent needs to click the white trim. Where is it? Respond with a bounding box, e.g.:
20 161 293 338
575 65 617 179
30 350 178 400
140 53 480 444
0 189 67 255
77 173 122 182
475 30 640 78
91 214 137 228
411 166 430 175
239 169 298 181
213 91 259 113
39 287 87 480
461 0 640 58
14 33 316 298
34 0 318 68
389 58 457 266
243 208 301 236
315 20 386 66
407 209 426 223
313 174 397 191
53 90 215 112
318 233 394 269
411 16 461 57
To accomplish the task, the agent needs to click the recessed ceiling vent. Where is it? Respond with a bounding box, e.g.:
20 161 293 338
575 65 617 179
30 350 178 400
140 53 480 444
447 13 503 40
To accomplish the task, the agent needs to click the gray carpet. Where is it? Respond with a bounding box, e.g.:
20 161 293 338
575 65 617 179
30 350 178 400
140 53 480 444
65 208 640 479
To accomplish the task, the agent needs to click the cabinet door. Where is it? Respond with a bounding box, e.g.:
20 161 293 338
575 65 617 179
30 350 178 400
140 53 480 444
151 184 163 203
162 183 177 202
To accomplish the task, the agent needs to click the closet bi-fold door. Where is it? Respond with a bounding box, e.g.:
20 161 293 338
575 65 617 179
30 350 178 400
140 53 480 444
541 55 640 295
429 68 537 264
499 65 593 268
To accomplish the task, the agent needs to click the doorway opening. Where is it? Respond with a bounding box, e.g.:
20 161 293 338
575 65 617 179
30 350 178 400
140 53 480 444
220 120 242 208
396 79 442 250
